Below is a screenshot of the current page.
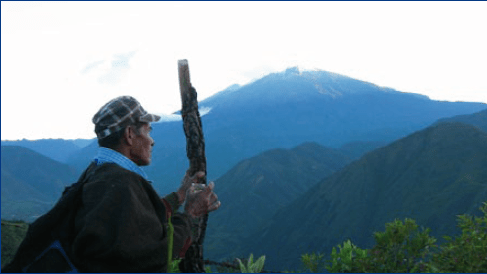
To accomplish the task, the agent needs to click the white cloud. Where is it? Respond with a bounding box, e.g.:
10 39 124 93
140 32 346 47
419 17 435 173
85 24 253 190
81 60 105 74
80 51 137 85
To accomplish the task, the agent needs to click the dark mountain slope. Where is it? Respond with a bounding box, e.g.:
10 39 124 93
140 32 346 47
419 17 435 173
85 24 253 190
434 108 487 132
338 140 388 160
1 146 79 221
242 122 487 271
205 142 353 260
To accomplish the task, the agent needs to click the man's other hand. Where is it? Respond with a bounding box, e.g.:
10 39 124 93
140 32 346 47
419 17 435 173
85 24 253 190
184 182 221 218
177 171 205 205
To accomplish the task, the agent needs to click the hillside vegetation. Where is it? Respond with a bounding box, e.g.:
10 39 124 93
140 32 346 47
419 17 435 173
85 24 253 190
434 108 487 132
1 146 79 221
1 220 29 268
206 142 355 259
238 122 487 271
3 205 487 273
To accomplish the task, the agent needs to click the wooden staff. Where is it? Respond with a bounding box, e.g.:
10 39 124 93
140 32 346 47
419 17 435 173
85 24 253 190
177 59 208 273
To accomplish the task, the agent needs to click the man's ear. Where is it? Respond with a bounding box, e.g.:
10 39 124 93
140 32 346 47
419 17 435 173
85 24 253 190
123 126 135 146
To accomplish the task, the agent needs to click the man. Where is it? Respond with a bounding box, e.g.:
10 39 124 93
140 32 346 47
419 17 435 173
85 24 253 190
2 96 220 273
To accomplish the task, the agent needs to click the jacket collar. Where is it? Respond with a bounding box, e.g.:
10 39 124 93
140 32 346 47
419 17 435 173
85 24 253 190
93 147 149 180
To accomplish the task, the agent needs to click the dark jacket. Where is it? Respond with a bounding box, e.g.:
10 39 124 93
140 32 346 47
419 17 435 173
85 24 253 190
2 162 192 273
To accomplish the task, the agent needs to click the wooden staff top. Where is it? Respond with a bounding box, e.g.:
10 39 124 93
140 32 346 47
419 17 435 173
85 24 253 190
178 59 191 104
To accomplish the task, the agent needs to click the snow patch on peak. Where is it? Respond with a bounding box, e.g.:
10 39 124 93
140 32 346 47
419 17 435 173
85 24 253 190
284 67 301 75
154 107 212 123
223 84 241 92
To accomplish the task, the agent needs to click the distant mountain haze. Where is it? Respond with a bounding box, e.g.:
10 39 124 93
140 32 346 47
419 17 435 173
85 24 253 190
1 146 79 221
1 139 94 163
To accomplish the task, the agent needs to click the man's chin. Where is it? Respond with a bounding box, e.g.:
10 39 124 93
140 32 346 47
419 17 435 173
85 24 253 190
137 159 151 166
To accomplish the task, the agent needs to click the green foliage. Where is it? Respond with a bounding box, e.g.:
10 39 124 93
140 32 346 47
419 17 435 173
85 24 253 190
300 252 326 273
1 220 29 268
363 218 436 272
325 240 368 273
169 259 181 273
428 202 487 272
301 219 436 273
236 253 266 273
311 202 487 273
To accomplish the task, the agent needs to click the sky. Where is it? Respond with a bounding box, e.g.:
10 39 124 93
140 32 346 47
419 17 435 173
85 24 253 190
2 1 487 141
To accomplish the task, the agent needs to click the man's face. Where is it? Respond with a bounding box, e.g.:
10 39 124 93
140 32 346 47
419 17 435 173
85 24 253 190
130 123 154 166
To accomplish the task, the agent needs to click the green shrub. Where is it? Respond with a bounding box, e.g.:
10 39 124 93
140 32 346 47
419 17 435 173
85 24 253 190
317 203 487 273
325 240 368 273
362 218 436 272
322 218 436 273
236 253 266 273
300 252 326 273
428 202 487 273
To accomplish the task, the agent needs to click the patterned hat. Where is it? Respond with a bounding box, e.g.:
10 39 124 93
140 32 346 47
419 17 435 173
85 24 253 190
93 96 161 139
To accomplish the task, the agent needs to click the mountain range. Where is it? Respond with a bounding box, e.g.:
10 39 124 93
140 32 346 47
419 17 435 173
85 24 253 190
1 67 487 271
1 139 92 163
205 142 370 260
232 121 487 271
1 146 79 221
60 67 486 196
434 108 487 132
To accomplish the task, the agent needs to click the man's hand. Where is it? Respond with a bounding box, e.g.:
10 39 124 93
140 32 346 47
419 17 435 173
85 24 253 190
177 171 205 205
184 182 221 218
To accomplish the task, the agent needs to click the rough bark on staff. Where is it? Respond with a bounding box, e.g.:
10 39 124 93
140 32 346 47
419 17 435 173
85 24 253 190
178 60 207 181
177 59 209 273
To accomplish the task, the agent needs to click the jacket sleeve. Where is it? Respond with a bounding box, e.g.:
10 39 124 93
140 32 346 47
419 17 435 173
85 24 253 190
71 170 192 272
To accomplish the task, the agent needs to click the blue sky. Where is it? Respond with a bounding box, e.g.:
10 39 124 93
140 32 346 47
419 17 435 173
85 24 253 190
2 1 486 140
